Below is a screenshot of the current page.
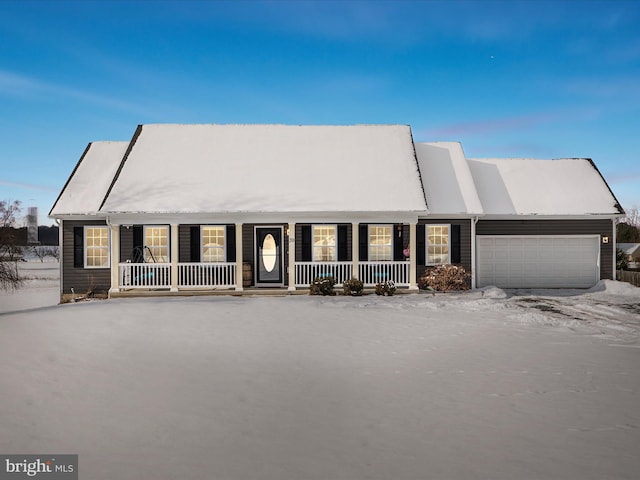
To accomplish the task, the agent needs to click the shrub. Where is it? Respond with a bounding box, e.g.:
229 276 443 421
617 248 628 270
309 276 336 296
419 264 471 292
343 277 364 296
375 280 396 296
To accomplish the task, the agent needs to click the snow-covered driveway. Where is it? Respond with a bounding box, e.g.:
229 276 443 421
1 281 639 480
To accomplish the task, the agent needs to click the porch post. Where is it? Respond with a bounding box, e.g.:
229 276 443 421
352 222 359 279
109 224 120 295
235 223 243 292
409 222 418 290
288 222 296 291
471 217 477 289
170 224 179 292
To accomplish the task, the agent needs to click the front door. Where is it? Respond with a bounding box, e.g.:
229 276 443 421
255 227 283 286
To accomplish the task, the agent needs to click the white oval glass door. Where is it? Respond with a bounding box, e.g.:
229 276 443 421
262 234 277 272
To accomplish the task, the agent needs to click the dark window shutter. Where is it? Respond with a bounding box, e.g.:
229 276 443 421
450 224 461 264
337 224 348 261
359 224 368 261
190 226 200 262
130 225 144 263
133 225 143 249
73 227 84 268
226 225 236 262
416 224 426 266
393 224 404 261
301 225 312 261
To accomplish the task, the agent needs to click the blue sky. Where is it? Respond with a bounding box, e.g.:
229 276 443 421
1 0 639 225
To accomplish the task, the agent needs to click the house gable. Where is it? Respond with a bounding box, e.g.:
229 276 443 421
49 141 129 216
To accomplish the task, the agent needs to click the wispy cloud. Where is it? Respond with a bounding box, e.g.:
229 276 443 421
606 171 640 185
422 112 560 138
421 107 599 139
0 70 147 115
0 180 58 193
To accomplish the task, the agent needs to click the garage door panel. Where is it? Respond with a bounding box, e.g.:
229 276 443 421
477 235 599 288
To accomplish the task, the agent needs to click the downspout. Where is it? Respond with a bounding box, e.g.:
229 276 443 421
57 219 63 302
612 217 617 280
471 216 479 289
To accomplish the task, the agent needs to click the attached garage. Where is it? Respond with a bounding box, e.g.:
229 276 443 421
476 235 600 288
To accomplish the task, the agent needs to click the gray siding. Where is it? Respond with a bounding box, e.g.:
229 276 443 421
119 226 134 262
476 219 614 280
417 219 472 278
62 220 111 295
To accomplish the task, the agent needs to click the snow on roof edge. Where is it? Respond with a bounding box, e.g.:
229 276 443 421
48 142 92 217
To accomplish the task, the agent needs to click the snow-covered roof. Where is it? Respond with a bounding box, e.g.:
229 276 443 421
467 158 624 216
617 243 640 256
414 142 483 215
99 124 428 214
49 141 129 216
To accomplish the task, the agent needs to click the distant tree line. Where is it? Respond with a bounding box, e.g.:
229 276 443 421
617 206 640 242
6 225 60 246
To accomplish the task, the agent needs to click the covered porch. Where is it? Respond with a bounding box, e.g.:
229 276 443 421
109 221 419 294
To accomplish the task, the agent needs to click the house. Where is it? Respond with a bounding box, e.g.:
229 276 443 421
49 124 624 301
618 243 640 269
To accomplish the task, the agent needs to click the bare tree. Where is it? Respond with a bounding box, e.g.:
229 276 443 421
0 200 24 290
31 245 59 262
622 206 640 227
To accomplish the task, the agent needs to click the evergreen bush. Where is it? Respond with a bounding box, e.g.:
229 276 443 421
343 277 364 296
375 280 396 296
309 276 336 296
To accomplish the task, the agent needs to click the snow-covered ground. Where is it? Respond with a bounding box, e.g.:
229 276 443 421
1 263 639 479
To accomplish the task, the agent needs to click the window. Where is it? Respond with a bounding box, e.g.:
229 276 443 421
313 225 336 261
426 225 450 264
144 226 169 262
84 226 110 268
369 225 392 261
202 226 225 262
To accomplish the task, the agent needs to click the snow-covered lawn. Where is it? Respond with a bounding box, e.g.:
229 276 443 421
1 264 639 479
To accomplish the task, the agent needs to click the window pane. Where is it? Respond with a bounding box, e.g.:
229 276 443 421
426 225 450 264
145 226 168 262
202 226 225 262
85 227 109 268
369 225 392 261
313 225 336 262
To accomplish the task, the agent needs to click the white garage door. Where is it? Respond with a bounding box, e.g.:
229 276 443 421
476 235 600 288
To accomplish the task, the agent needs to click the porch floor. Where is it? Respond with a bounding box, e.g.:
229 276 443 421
108 286 419 299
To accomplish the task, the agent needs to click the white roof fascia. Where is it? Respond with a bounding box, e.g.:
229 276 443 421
105 211 426 226
478 214 623 221
414 142 484 216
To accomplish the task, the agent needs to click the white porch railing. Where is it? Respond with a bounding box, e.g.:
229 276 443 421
178 262 236 288
119 263 171 289
295 262 353 287
359 261 410 286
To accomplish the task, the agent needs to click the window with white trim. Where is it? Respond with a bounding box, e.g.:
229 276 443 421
84 226 110 268
426 225 450 264
202 226 226 262
369 225 392 261
313 225 336 261
144 226 169 263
